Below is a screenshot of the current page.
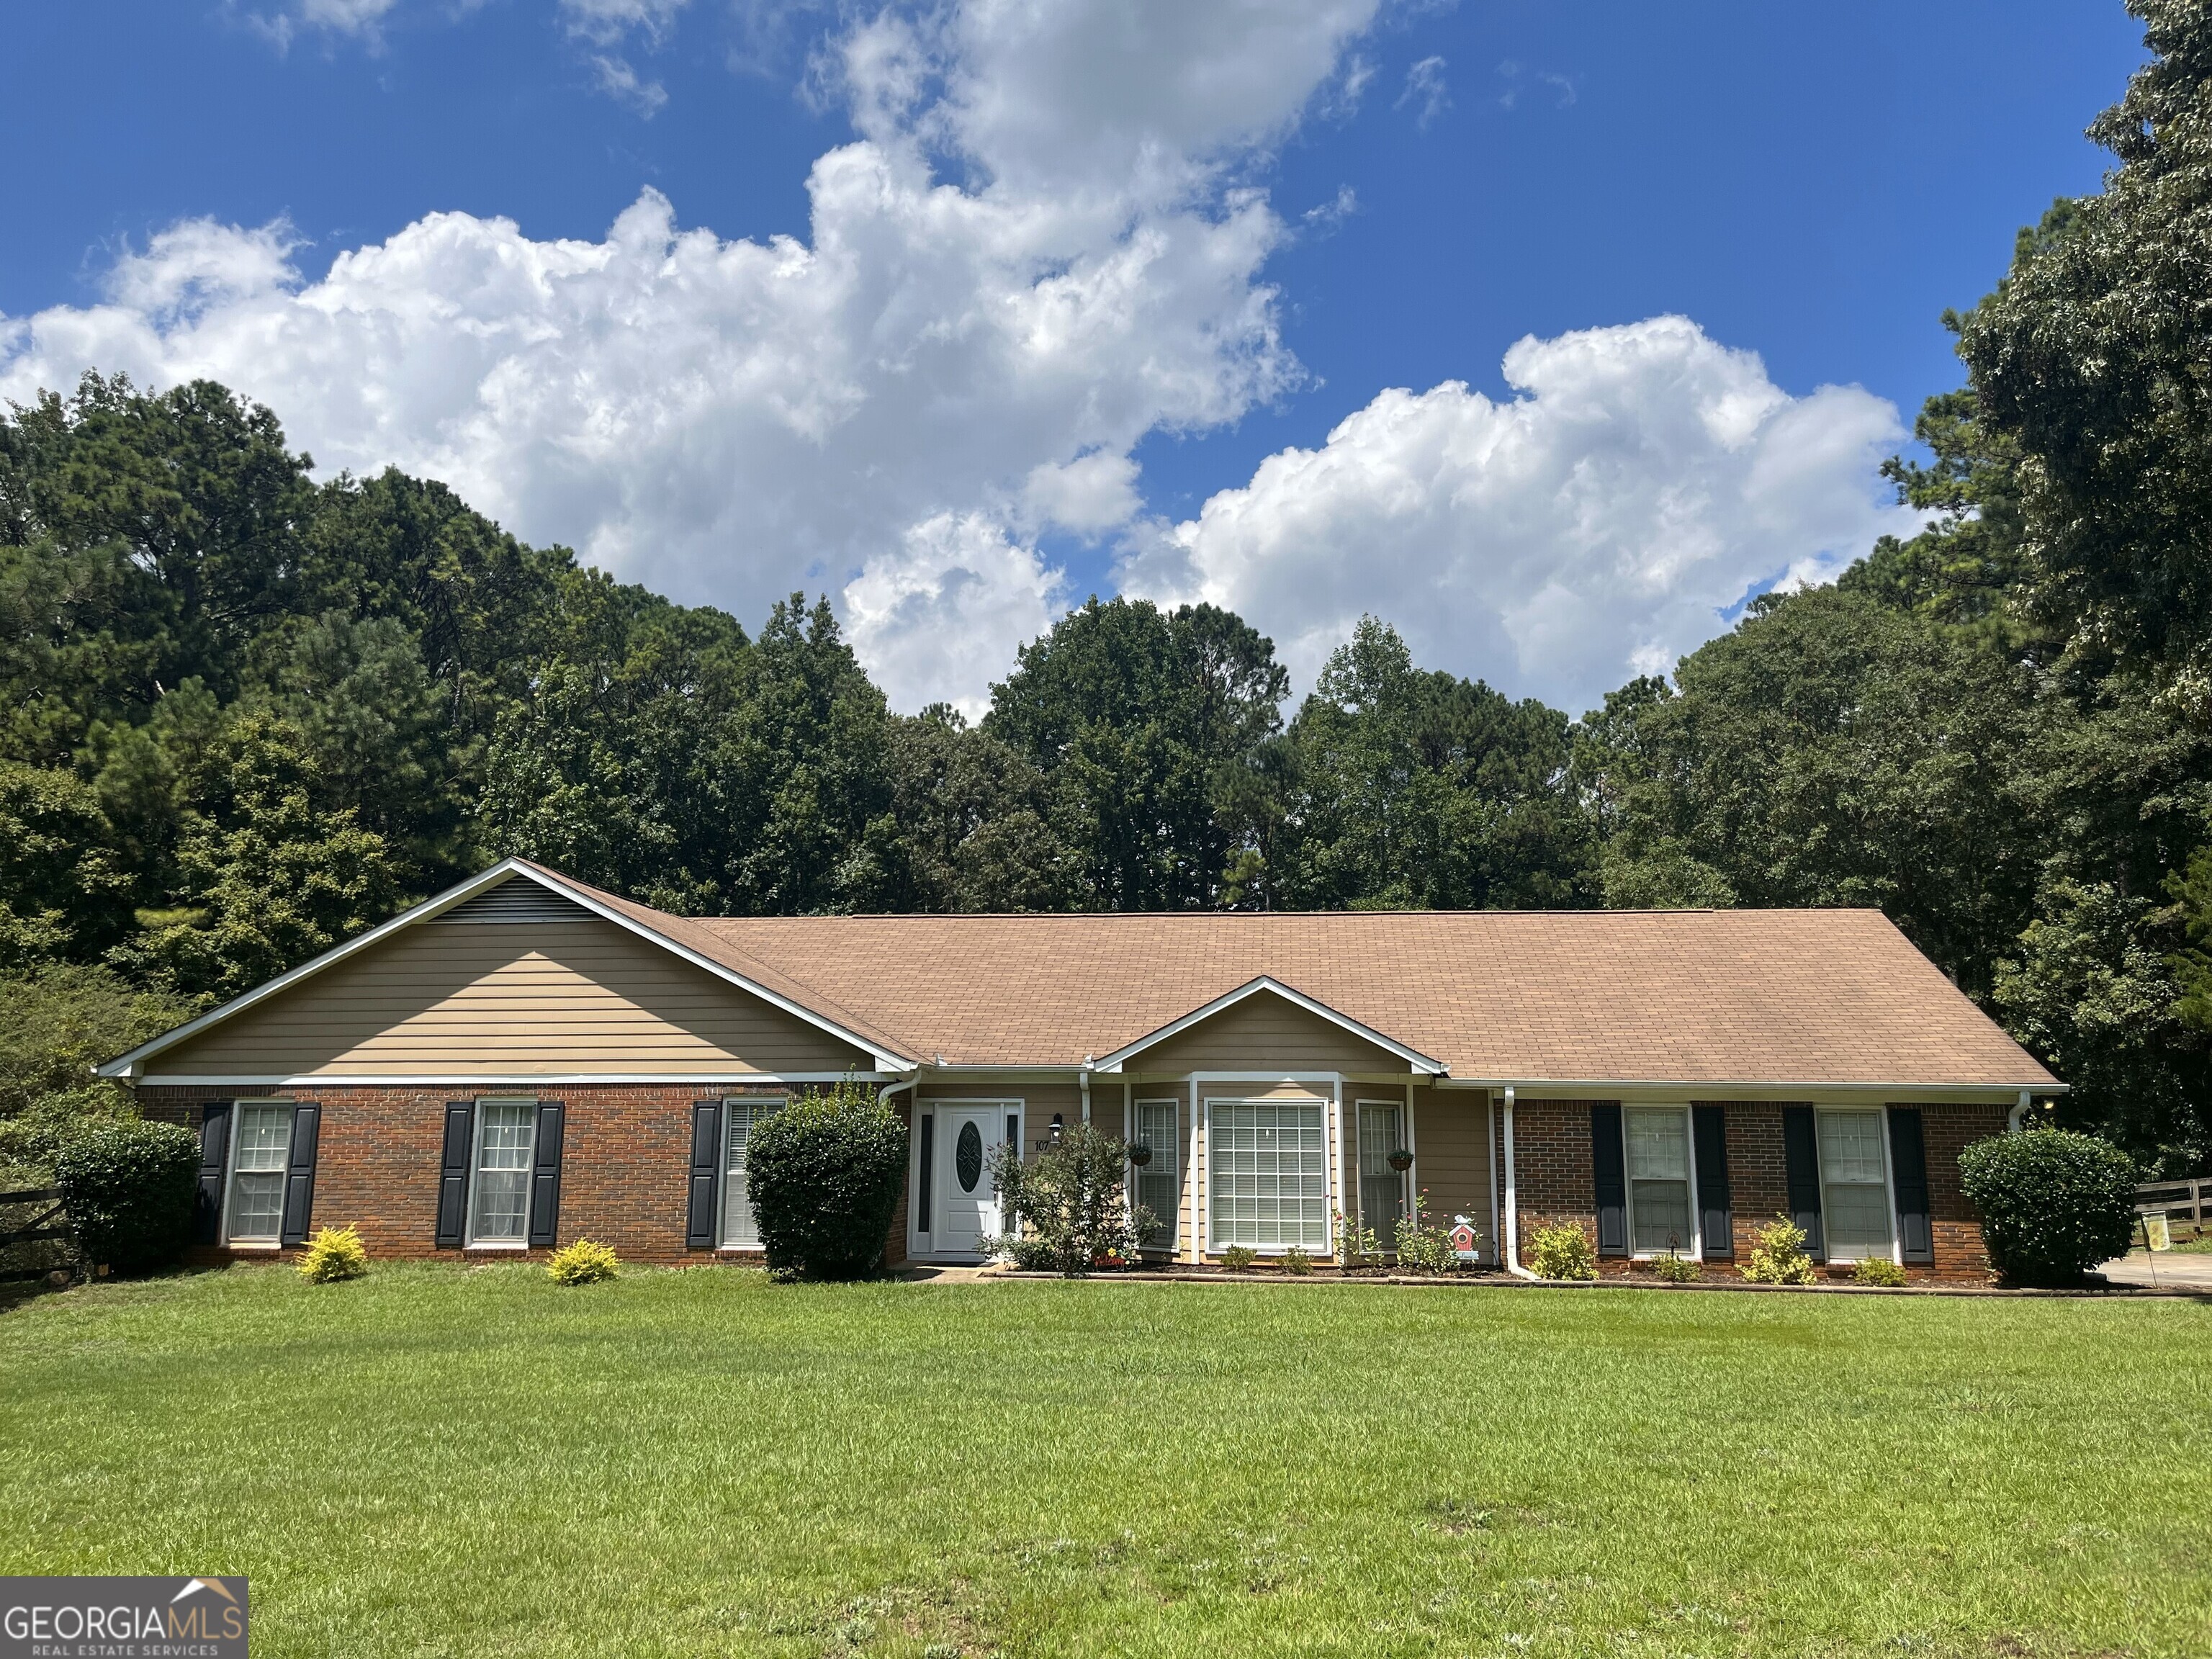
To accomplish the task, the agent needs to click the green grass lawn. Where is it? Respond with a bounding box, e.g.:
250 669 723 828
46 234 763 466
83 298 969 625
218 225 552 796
2 1267 2205 1658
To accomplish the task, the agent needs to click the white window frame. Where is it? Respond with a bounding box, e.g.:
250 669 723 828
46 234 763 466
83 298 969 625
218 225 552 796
464 1096 539 1249
1132 1097 1181 1249
1813 1105 1902 1264
1620 1102 1701 1260
1202 1094 1332 1255
717 1095 788 1251
1354 1099 1410 1243
220 1097 295 1248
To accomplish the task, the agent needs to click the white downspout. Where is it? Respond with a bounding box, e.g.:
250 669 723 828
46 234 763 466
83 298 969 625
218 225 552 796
1502 1085 1539 1280
1188 1076 1202 1266
2008 1089 2031 1133
1079 1064 1092 1125
1485 1092 1500 1267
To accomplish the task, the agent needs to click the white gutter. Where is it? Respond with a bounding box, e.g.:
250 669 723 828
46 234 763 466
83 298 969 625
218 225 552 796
1501 1087 1538 1281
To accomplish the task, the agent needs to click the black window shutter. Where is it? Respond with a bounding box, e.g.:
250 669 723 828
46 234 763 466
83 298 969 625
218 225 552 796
1887 1107 1934 1263
194 1102 233 1245
1692 1104 1732 1258
685 1100 722 1250
917 1114 933 1236
1782 1105 1825 1260
1591 1102 1627 1255
279 1102 322 1247
436 1101 475 1249
527 1100 565 1249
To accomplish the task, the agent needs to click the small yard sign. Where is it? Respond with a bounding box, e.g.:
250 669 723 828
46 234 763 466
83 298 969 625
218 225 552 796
2142 1214 2172 1252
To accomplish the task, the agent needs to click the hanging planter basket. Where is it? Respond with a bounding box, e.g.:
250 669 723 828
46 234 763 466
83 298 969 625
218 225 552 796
1387 1148 1414 1172
1127 1142 1154 1167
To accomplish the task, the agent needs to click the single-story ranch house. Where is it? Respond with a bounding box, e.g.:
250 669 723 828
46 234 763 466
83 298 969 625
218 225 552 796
98 859 2062 1282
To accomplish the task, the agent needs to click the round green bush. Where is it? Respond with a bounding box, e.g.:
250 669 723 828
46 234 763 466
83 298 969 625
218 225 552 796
745 1082 907 1279
1958 1128 2138 1287
53 1118 200 1275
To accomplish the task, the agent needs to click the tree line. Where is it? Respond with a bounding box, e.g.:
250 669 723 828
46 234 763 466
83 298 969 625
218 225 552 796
7 0 2212 1174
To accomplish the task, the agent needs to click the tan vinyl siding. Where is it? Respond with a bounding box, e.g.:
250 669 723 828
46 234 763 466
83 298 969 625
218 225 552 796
1139 993 1413 1075
1407 1089 1493 1257
146 917 871 1078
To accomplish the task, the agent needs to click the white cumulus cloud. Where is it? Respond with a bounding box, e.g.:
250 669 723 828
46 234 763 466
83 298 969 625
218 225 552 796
1120 315 1921 715
4 0 1386 711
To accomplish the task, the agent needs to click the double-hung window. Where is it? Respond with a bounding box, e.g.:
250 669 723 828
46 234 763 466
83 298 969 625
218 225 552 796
1208 1098 1328 1251
468 1100 537 1246
1133 1099 1179 1247
225 1102 294 1244
1624 1106 1695 1255
1817 1109 1894 1260
720 1098 784 1249
1357 1102 1408 1239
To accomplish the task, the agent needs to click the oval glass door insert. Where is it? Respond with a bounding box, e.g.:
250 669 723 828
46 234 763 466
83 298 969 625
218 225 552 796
956 1120 984 1192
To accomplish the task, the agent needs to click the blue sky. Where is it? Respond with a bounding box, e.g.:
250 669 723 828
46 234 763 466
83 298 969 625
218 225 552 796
0 1 2148 714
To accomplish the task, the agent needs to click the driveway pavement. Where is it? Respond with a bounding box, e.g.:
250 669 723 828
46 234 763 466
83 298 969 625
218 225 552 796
2097 1249 2212 1290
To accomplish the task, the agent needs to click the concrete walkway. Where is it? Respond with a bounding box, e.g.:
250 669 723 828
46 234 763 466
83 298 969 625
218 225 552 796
2097 1249 2212 1290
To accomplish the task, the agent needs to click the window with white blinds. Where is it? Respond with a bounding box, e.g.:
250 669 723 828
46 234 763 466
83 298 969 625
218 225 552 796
1357 1102 1407 1238
1207 1099 1328 1251
1133 1099 1179 1247
225 1102 293 1243
1818 1109 1894 1259
1624 1106 1694 1254
720 1098 785 1249
469 1100 536 1244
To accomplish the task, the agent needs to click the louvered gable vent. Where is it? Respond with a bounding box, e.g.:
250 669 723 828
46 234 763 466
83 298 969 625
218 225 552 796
434 880 595 925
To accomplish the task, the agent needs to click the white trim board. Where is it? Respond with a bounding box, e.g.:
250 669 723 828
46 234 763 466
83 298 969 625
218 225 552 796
136 1072 897 1088
96 860 917 1079
1428 1079 2065 1100
1092 979 1447 1075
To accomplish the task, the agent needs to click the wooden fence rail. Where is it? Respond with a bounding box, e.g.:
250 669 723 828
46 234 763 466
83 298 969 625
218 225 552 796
0 1186 71 1282
2136 1178 2208 1226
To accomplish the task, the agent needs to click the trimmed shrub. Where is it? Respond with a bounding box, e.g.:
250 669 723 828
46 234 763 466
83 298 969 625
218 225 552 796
1853 1256 1907 1287
1525 1223 1596 1280
547 1238 620 1285
297 1225 368 1282
1959 1128 2138 1287
745 1079 907 1279
1280 1245 1314 1276
1740 1218 1816 1285
53 1118 198 1274
1220 1244 1259 1271
999 1237 1058 1271
1649 1249 1700 1283
979 1123 1157 1274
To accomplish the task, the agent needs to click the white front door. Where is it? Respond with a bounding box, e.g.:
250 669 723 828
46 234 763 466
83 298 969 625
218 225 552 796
934 1105 1009 1254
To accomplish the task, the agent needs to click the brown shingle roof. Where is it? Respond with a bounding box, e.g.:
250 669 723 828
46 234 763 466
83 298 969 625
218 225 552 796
532 872 2054 1088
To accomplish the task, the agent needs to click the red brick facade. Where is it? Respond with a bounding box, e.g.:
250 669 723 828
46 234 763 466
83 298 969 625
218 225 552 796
140 1084 912 1269
1497 1097 2005 1285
